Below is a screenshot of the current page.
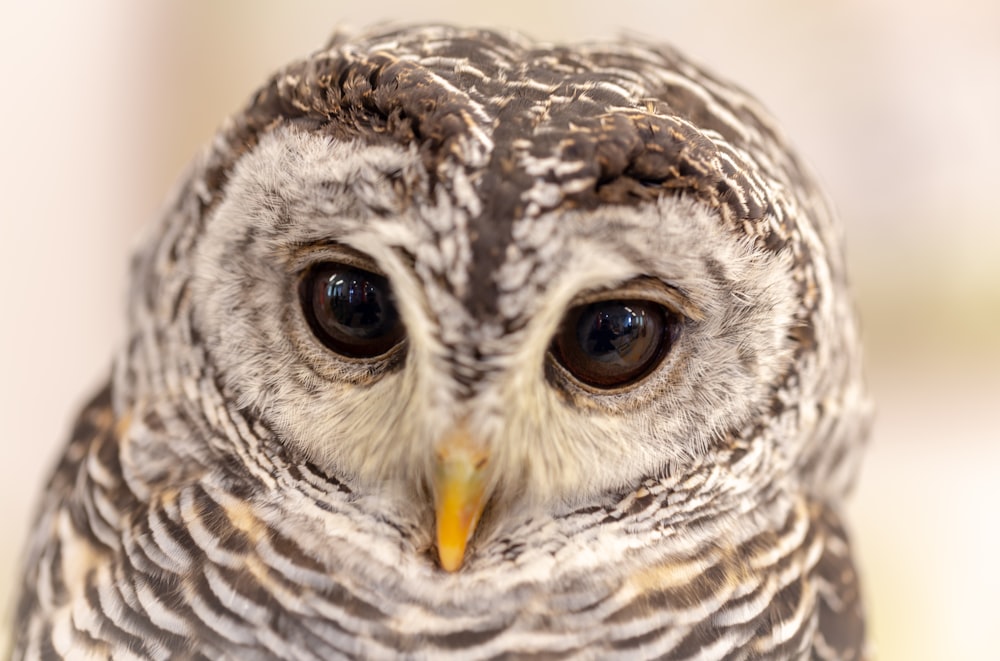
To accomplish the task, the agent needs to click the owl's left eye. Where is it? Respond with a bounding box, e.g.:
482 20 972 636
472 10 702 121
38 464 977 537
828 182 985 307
300 263 405 358
550 299 680 389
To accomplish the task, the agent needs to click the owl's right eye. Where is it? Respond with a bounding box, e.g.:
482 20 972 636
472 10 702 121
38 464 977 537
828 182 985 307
300 263 405 359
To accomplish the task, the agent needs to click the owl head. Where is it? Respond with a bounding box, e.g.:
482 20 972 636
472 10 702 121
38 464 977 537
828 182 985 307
118 24 869 572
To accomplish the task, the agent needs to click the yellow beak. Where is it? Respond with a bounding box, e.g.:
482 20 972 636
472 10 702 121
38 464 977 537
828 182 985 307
433 425 489 572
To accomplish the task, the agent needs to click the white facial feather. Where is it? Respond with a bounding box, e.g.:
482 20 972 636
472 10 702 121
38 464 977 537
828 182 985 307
190 126 799 518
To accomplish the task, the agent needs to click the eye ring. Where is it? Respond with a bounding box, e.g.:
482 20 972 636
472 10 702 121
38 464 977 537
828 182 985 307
299 262 406 359
550 299 680 389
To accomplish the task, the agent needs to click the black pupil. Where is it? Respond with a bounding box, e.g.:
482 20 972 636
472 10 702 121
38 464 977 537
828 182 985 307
554 300 675 388
302 263 404 358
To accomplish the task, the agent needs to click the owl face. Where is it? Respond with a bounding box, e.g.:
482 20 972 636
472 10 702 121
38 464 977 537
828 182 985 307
189 125 798 570
107 22 870 580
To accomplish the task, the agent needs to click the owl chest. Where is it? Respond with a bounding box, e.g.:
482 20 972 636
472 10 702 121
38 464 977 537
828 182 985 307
67 488 824 658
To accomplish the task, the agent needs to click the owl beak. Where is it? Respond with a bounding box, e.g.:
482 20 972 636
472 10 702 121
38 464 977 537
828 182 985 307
433 424 488 572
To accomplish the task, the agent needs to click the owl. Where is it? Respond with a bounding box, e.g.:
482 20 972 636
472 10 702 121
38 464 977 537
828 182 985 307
11 24 870 660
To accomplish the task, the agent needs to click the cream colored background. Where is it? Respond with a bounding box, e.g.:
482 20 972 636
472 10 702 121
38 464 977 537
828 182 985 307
2 2 998 658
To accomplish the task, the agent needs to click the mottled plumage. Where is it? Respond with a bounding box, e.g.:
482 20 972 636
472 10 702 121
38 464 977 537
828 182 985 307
12 24 870 659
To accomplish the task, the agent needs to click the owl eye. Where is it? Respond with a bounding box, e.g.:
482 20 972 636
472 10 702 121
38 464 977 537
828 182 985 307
300 263 405 358
551 300 679 389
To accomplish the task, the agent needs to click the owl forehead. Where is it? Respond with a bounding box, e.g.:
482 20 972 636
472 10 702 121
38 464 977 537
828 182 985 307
233 127 635 337
204 24 810 356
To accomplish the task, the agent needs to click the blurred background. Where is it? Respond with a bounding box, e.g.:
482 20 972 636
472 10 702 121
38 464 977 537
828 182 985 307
1 1 997 658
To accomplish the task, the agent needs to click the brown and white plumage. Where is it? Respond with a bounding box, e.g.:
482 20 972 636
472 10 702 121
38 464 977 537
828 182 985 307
12 24 870 659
